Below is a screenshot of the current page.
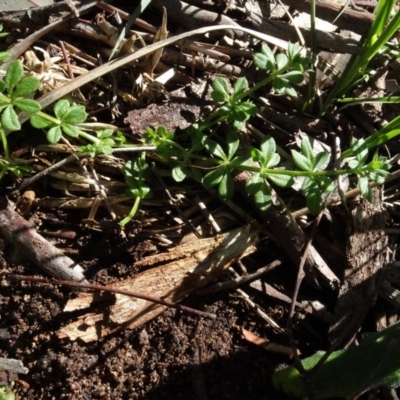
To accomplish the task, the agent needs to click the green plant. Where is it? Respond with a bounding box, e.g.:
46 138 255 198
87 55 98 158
320 0 400 112
0 383 16 400
120 152 153 227
0 42 391 225
140 43 391 216
0 60 131 180
272 320 400 399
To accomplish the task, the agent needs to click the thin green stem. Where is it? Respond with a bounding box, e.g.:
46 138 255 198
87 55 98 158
0 124 9 158
76 129 100 144
119 195 141 227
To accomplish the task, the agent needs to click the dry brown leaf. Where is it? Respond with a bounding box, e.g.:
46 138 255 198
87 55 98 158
238 326 296 357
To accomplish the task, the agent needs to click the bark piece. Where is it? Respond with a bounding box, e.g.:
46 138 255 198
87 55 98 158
329 187 389 342
0 196 86 282
59 223 259 342
0 357 28 374
283 0 374 36
151 0 245 39
124 98 204 135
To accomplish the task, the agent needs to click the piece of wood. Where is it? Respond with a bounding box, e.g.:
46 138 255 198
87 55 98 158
59 223 259 342
0 196 87 282
283 0 374 36
0 0 52 12
329 187 389 342
0 357 28 374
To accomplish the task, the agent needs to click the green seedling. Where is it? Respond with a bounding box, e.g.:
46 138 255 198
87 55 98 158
0 382 16 400
272 320 400 399
119 153 153 227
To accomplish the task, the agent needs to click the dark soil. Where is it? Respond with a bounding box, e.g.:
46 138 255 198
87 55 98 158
0 209 291 400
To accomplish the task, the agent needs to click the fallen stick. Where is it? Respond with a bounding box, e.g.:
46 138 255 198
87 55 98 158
0 196 87 282
9 274 216 320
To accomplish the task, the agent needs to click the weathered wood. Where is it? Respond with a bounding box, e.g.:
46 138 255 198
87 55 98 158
283 0 374 36
329 187 389 342
0 196 87 282
59 223 259 342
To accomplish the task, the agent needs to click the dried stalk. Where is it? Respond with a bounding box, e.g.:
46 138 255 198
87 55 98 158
0 196 87 282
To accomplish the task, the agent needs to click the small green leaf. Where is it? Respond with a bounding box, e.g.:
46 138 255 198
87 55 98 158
54 99 70 119
62 105 87 124
0 51 10 63
0 80 6 92
284 85 298 97
368 173 385 185
1 104 20 131
172 165 187 182
156 125 174 140
254 45 275 71
272 78 286 94
301 137 315 164
266 153 280 168
47 126 62 143
0 98 10 108
287 42 300 62
276 53 288 70
246 173 263 194
348 159 360 170
230 155 252 168
189 130 205 152
30 113 54 129
212 77 230 102
292 149 313 171
4 60 23 93
79 144 96 157
203 168 225 187
233 77 248 97
358 176 372 201
204 139 227 160
267 173 293 188
124 156 152 199
98 129 113 139
250 148 264 164
313 152 330 171
350 138 368 165
61 124 80 137
13 98 40 113
233 120 244 131
252 182 272 211
260 135 276 161
280 70 304 85
306 189 323 214
212 90 228 103
226 131 239 160
231 101 257 121
254 53 272 71
218 172 234 200
318 176 335 193
218 104 232 117
13 76 39 97
190 167 203 182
